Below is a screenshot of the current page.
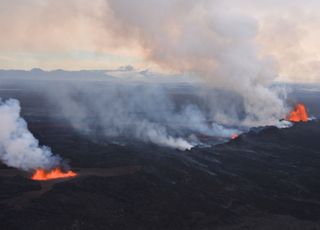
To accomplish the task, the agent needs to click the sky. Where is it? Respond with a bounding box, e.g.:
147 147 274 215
1 0 320 82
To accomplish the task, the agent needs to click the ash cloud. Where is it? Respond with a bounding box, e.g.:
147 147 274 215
0 98 62 171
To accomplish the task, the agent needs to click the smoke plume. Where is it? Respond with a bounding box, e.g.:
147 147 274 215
0 98 62 171
0 0 295 150
44 75 239 150
106 0 288 126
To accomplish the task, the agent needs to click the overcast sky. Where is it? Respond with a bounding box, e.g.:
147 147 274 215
1 0 320 82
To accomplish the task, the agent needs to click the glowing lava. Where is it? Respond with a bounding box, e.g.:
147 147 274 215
32 168 77 181
287 103 309 122
231 134 239 140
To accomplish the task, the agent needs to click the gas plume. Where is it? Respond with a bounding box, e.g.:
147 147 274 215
46 76 239 150
0 0 298 150
0 98 62 171
38 0 292 149
106 0 288 126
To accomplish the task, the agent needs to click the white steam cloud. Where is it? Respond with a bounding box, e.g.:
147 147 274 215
46 77 239 150
0 98 61 171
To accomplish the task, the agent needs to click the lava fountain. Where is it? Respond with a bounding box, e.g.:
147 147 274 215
231 134 239 140
287 103 309 122
32 168 77 181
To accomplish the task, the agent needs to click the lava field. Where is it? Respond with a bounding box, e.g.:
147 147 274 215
0 114 320 229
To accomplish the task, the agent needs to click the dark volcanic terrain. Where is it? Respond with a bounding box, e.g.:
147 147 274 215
0 118 320 229
0 82 320 229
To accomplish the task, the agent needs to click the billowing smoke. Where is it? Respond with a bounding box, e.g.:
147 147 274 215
0 0 293 151
105 0 288 126
44 74 239 150
0 98 62 171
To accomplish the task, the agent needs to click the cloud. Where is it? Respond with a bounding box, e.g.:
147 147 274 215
0 0 320 81
105 0 288 125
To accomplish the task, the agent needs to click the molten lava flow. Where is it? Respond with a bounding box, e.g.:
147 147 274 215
32 168 77 181
287 103 309 122
231 134 239 140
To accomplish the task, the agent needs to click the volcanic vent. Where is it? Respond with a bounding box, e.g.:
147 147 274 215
32 168 77 181
0 98 77 181
287 103 309 122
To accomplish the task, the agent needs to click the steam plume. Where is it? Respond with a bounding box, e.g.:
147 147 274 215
106 0 288 126
48 78 238 150
0 98 61 171
0 0 294 150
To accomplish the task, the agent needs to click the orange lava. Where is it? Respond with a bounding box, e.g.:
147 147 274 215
287 103 309 122
231 134 239 139
32 168 77 181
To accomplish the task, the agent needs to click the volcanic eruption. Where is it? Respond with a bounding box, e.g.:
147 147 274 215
231 134 239 140
287 103 309 122
32 168 77 181
0 98 77 181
